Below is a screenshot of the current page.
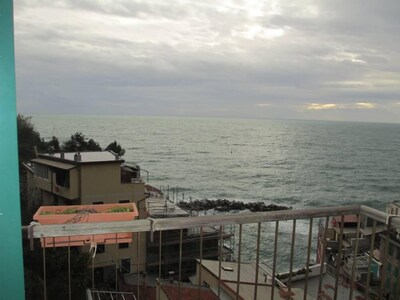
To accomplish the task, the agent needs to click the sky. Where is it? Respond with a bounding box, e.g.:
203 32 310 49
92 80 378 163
14 0 400 123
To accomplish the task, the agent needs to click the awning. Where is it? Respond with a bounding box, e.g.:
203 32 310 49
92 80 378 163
32 158 76 170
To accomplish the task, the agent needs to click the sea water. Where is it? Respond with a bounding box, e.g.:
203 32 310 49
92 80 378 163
31 115 400 269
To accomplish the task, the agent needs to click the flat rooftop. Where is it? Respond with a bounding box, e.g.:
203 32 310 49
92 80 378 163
291 269 363 300
38 151 124 164
198 259 315 300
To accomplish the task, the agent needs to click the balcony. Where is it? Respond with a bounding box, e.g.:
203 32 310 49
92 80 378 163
24 204 400 300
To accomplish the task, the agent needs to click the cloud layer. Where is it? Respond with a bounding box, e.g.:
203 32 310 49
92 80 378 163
14 0 400 122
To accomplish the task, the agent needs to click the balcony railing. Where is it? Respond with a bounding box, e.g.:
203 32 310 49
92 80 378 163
25 204 400 300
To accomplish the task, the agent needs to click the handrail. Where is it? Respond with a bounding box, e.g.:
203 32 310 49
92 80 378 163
24 204 373 239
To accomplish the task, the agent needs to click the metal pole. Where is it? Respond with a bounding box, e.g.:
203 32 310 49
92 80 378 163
68 237 71 300
137 232 140 300
43 244 47 300
179 228 183 300
254 223 261 299
349 215 361 300
317 217 330 296
115 234 118 292
236 224 243 300
92 234 95 292
197 227 203 300
365 219 377 298
218 225 223 298
271 221 279 300
157 231 162 300
304 218 313 299
333 215 345 300
288 219 296 291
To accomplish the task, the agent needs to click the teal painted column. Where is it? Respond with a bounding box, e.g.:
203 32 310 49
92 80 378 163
0 1 26 299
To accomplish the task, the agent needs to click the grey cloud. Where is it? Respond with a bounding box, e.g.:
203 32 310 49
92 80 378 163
14 0 400 123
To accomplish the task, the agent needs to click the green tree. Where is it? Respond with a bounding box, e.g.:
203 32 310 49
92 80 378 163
17 114 61 162
61 132 102 152
105 140 124 155
42 136 60 153
17 114 43 163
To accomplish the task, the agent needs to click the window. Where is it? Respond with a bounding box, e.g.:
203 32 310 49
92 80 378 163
93 201 104 205
33 163 49 179
97 244 105 253
119 243 129 249
54 168 69 188
119 200 129 203
120 258 130 274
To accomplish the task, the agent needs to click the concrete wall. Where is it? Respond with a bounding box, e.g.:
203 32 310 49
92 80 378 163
80 163 145 204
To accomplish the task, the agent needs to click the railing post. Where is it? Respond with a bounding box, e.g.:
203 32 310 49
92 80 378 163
271 221 279 300
349 214 361 300
303 217 313 300
253 222 261 300
0 1 26 299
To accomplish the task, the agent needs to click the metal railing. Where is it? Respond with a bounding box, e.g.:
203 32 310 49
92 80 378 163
25 204 400 300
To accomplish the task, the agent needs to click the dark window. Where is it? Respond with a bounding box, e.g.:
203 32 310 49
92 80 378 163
120 258 130 274
93 201 104 205
97 244 105 253
54 168 69 188
119 243 129 249
119 200 130 203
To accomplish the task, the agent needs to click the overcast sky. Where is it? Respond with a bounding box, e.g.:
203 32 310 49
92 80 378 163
14 0 400 123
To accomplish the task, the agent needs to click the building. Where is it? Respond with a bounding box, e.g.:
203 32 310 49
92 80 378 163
25 151 145 209
25 151 147 279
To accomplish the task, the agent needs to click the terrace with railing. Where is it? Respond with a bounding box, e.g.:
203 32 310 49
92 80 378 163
24 204 400 300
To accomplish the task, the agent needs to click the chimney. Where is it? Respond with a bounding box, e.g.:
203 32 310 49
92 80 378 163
74 152 81 162
60 152 65 159
33 146 38 158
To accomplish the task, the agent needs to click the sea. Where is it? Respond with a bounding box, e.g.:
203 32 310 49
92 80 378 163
31 114 400 270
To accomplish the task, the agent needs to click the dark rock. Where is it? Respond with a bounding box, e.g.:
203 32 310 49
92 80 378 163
177 199 291 212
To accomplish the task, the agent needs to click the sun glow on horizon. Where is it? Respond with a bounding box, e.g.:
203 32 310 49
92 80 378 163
307 103 338 110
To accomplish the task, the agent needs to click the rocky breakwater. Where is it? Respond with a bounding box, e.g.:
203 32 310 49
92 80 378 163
177 199 292 212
